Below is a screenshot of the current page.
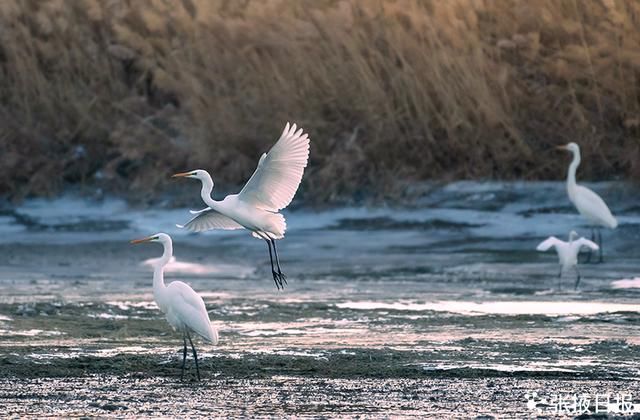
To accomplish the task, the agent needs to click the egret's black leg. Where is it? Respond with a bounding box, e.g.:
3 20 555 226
271 239 287 286
558 268 563 290
597 228 603 263
181 332 188 380
187 332 200 381
264 238 281 289
574 266 582 290
584 228 595 263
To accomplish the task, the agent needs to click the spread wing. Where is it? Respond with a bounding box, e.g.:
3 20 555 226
238 122 310 211
536 236 560 252
177 208 244 232
574 237 599 251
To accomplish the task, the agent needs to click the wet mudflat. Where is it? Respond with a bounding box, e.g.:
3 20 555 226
1 182 640 418
5 376 640 418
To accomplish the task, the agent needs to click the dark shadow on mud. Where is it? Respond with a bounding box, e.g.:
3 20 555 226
0 348 627 381
330 217 484 231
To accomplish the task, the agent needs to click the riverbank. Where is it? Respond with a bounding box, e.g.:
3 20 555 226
2 1 640 203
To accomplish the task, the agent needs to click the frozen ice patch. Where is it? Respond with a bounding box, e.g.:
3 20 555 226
142 256 254 278
337 300 640 316
611 278 640 289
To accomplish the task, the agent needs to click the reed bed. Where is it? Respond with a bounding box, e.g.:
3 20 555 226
1 0 638 203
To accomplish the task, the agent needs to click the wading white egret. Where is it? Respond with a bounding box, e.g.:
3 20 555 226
172 122 310 290
536 230 599 290
557 142 617 262
131 233 218 380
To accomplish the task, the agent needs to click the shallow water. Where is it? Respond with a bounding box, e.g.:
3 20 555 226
1 181 640 418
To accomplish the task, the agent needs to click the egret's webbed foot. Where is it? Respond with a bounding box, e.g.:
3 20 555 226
270 239 287 288
272 270 283 290
271 271 287 289
264 238 285 290
278 271 288 286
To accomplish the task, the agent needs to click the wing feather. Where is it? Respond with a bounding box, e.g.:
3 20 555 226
575 237 599 251
573 185 618 228
238 122 310 211
189 207 210 215
536 236 560 252
177 208 244 232
168 281 217 343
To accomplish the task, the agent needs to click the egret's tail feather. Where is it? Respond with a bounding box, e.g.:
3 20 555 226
268 213 287 239
195 323 219 345
251 213 287 240
206 325 219 345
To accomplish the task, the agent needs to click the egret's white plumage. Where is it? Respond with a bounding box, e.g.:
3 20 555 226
131 233 217 380
536 230 599 290
173 122 310 289
239 123 310 212
557 142 617 262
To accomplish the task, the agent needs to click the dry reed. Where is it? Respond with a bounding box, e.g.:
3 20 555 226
0 0 639 204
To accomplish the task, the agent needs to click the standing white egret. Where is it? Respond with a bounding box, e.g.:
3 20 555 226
557 142 617 262
131 233 218 380
536 230 599 290
172 122 310 290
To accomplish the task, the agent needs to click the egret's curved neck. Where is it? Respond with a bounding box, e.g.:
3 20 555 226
153 240 172 306
566 149 580 195
199 175 220 210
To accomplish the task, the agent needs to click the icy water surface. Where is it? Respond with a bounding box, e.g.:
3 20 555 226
1 181 640 418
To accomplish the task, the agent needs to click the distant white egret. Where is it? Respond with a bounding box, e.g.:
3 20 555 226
557 142 617 262
536 230 599 290
131 233 218 380
173 122 310 289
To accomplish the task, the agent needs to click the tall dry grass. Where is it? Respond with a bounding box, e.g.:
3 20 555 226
0 0 639 203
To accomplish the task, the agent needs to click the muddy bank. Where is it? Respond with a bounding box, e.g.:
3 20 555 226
1 183 640 417
2 376 638 418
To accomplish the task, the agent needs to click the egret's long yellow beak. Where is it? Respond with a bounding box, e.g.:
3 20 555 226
555 145 568 151
172 172 191 178
130 236 153 244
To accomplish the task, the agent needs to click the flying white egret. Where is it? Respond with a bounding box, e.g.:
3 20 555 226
172 122 310 290
557 142 617 262
131 233 218 380
536 230 599 290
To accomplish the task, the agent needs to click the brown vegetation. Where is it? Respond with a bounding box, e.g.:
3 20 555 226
1 0 639 204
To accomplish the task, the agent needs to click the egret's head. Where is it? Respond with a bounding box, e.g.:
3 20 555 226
569 230 579 241
172 169 208 181
130 232 171 245
556 142 580 154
